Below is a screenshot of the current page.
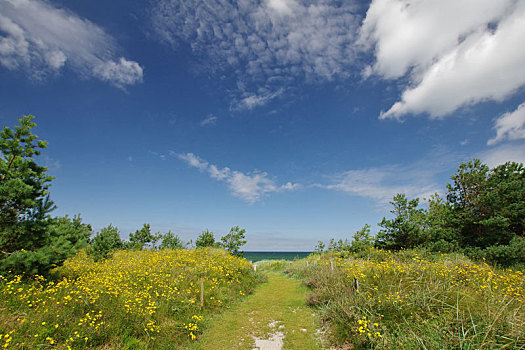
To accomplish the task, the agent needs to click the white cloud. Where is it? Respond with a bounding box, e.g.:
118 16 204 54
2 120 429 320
151 0 359 108
267 0 297 16
360 0 525 119
322 166 438 205
321 146 524 204
319 149 466 204
93 58 143 88
233 89 284 111
200 114 218 126
0 0 142 87
174 152 300 203
479 143 525 168
173 152 208 171
488 102 525 145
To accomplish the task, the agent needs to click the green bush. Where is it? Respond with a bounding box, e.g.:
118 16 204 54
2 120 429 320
479 236 525 268
158 230 186 250
88 224 123 261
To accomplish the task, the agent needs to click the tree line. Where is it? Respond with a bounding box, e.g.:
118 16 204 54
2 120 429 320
2 116 523 276
89 224 246 262
316 159 525 268
0 116 246 276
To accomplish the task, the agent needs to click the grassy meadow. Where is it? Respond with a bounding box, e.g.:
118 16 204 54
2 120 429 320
1 246 524 349
0 248 260 349
286 248 525 349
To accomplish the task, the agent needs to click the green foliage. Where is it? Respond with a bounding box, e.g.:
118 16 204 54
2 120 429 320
313 241 325 254
447 159 525 248
376 193 427 250
0 116 89 276
1 248 261 349
373 159 525 266
158 230 186 250
288 249 525 349
327 238 351 253
466 236 525 269
127 223 160 250
0 115 54 230
195 229 218 248
220 226 247 257
349 224 374 252
89 224 123 261
1 215 91 275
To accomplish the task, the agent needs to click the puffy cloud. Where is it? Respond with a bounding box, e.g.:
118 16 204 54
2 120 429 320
151 0 359 108
0 0 142 87
267 0 297 16
488 102 525 145
360 0 525 119
174 152 300 203
93 58 143 88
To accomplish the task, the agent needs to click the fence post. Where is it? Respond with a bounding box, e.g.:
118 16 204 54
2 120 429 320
330 260 334 271
200 279 204 309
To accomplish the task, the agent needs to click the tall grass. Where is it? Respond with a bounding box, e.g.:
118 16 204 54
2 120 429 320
287 248 525 349
0 248 261 349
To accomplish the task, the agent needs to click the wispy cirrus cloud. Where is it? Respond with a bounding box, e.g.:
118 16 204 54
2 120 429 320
318 149 468 204
360 0 525 120
151 0 360 108
200 114 218 127
172 152 300 203
478 143 525 168
232 88 285 111
320 165 439 205
0 0 143 88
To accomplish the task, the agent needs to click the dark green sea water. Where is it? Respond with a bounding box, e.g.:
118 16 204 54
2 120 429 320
243 251 311 262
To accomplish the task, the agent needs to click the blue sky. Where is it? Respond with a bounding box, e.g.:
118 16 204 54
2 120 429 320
1 0 525 250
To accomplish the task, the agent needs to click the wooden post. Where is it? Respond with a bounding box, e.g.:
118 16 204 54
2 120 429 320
330 260 334 271
200 279 204 309
306 261 309 267
354 277 360 292
253 264 257 272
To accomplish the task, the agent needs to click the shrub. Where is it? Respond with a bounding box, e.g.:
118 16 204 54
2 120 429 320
88 224 123 261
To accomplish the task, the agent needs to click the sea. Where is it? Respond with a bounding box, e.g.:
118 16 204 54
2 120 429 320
243 251 312 262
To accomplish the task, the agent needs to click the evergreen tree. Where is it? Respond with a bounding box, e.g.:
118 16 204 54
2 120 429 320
220 226 247 257
376 194 427 250
447 159 525 247
158 230 186 250
350 224 374 252
195 229 217 248
1 116 89 275
127 223 159 250
89 224 123 261
313 241 325 254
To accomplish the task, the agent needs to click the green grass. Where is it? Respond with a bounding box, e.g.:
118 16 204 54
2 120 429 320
192 272 322 350
286 248 525 349
0 248 262 349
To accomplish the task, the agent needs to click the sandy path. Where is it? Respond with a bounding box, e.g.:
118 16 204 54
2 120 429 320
191 272 321 350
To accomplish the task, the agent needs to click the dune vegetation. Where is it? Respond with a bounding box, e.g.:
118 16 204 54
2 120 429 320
2 117 525 349
285 248 525 349
0 248 260 349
